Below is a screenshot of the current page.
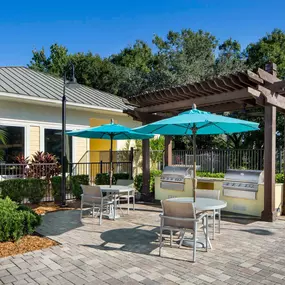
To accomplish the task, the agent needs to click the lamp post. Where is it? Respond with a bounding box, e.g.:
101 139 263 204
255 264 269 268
61 63 78 207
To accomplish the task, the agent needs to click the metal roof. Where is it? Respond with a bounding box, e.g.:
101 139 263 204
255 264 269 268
0 66 128 111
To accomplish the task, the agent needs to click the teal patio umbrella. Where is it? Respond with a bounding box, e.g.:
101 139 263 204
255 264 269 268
134 104 259 200
67 119 154 186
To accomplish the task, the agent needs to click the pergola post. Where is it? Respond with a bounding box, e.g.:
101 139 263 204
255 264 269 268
142 138 150 201
164 136 172 166
261 105 277 221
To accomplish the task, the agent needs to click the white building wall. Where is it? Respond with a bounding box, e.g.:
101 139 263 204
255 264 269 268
0 98 141 161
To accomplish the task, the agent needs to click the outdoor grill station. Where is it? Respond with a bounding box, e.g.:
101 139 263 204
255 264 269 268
125 63 285 221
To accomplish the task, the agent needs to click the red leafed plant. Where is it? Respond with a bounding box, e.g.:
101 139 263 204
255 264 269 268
15 151 61 181
15 154 30 165
29 151 61 180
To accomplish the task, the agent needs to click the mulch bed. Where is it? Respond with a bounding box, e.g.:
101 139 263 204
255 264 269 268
29 200 80 215
0 201 80 258
0 234 59 258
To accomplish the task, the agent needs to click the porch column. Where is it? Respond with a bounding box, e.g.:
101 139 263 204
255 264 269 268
164 136 172 166
261 105 277 221
142 138 150 201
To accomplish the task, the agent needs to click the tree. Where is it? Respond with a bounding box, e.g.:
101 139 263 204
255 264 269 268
152 29 218 87
215 38 247 76
29 44 68 76
245 29 285 78
29 47 50 73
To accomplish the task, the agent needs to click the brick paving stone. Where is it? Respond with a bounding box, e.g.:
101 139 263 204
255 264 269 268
197 275 216 283
0 275 17 284
129 273 145 282
4 207 285 285
0 270 10 278
13 280 28 285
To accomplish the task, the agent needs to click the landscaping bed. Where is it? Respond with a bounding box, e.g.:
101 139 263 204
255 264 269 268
0 233 58 258
29 200 80 215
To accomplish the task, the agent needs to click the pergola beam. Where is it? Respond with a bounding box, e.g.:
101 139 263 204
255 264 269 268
136 87 260 113
258 85 285 110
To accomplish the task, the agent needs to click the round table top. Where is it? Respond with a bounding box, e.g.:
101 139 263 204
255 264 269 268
98 185 134 192
166 197 227 211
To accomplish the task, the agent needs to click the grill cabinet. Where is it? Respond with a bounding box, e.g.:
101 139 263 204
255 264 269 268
223 169 264 200
160 166 192 191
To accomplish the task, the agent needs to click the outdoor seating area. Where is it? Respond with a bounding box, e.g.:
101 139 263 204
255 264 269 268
2 203 285 284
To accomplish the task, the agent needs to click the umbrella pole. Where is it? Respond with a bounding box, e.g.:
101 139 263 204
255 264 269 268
109 135 113 188
192 128 197 202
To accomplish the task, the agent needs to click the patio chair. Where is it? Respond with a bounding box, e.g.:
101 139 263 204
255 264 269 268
116 179 135 213
159 200 209 262
80 185 114 225
196 189 221 238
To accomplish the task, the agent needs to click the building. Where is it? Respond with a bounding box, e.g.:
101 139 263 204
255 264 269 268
0 66 138 164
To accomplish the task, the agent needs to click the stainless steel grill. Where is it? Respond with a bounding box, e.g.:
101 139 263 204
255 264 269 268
160 166 192 191
223 169 264 200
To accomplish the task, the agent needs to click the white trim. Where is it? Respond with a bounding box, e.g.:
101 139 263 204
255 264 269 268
39 126 44 151
25 125 30 158
72 136 76 163
0 117 89 130
0 92 126 114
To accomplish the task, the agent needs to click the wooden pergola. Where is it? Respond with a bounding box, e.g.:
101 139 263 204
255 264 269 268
124 63 285 222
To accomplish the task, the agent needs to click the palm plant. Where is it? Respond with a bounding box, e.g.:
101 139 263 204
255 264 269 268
0 128 8 161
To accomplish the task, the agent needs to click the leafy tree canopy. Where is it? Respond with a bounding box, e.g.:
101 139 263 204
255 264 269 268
28 28 285 149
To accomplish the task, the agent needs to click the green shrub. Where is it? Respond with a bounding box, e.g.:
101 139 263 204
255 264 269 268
197 172 225 179
51 176 62 200
113 173 129 181
25 179 48 204
276 173 284 183
134 170 162 193
0 179 26 203
0 197 42 242
0 178 47 204
95 173 115 185
70 175 89 199
134 174 143 193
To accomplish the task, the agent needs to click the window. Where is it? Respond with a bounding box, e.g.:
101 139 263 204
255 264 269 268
0 126 25 163
44 129 73 163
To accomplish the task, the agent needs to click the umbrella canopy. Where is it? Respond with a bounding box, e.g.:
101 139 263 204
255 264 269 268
67 120 154 186
134 104 259 200
134 107 259 135
67 121 154 140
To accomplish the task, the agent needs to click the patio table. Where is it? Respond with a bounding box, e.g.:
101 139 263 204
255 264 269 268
166 197 227 248
99 185 134 220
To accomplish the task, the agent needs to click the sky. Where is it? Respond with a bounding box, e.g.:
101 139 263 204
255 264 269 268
1 0 285 66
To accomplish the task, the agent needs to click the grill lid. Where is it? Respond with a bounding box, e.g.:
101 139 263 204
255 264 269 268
224 169 264 184
161 166 192 181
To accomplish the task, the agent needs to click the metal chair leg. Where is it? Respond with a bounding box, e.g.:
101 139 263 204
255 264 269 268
218 209 221 233
159 221 163 256
213 210 216 240
193 224 197 262
179 231 185 248
80 199 83 220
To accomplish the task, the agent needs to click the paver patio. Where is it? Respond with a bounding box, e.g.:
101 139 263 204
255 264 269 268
1 204 285 284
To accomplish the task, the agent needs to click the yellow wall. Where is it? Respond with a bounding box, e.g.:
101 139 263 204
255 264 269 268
89 118 117 181
30 126 40 157
89 118 117 162
155 176 284 217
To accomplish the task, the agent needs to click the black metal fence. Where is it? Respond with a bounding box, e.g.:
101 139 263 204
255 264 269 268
140 148 284 173
70 161 133 184
0 163 67 203
172 149 268 173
